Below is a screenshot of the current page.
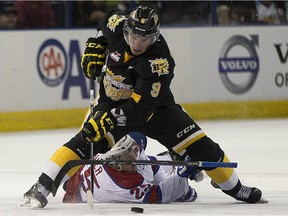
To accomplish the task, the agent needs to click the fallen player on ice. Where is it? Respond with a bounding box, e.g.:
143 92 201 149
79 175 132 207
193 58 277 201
62 133 203 204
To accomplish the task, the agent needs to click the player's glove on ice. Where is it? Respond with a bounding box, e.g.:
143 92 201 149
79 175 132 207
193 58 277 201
81 37 107 80
177 156 204 182
81 111 116 143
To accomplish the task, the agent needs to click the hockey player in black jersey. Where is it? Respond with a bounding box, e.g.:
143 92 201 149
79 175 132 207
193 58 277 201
19 5 267 208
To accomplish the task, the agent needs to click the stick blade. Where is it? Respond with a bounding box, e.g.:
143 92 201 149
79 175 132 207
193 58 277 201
86 190 94 209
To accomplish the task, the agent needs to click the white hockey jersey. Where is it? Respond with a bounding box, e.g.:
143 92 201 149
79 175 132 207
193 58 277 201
63 148 190 204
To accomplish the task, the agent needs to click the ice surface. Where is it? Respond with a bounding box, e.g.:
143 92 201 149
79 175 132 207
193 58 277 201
1 119 288 215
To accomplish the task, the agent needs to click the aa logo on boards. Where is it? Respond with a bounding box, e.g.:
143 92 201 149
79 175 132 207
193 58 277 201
36 38 88 99
37 39 68 87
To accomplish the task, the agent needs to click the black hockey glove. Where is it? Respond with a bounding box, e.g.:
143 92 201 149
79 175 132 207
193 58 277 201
81 37 107 80
81 111 116 143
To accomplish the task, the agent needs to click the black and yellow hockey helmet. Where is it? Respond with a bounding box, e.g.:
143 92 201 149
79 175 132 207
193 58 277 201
124 5 160 45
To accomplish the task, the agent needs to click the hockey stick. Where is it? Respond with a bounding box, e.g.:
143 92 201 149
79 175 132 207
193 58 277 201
52 159 237 196
87 69 96 209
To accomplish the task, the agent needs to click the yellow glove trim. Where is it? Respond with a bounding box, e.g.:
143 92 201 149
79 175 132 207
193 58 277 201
89 118 99 131
89 118 101 142
99 112 108 135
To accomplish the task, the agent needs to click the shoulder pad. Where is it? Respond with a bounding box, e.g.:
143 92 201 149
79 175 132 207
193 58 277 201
106 13 127 32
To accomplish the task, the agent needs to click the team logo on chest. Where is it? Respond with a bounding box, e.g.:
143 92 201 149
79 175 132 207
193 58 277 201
149 58 169 76
104 67 133 101
110 51 121 62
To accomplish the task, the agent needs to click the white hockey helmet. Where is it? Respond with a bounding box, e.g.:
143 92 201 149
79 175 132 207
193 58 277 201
100 134 138 160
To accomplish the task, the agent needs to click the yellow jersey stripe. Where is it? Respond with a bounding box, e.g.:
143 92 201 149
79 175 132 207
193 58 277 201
124 51 134 63
131 92 141 103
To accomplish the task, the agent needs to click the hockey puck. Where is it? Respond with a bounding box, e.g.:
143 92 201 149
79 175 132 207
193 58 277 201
131 207 144 213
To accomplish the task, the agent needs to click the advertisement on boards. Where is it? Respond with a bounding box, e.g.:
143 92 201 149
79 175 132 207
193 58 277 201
0 27 287 112
0 30 95 111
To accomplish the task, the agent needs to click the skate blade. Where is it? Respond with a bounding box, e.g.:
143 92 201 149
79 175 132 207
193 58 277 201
17 197 43 208
258 197 268 204
17 197 31 208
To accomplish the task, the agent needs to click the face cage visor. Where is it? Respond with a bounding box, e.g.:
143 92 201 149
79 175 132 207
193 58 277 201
107 143 139 171
123 22 160 47
104 139 138 160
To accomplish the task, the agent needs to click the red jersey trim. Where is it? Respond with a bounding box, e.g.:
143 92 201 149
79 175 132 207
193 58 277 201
103 164 144 189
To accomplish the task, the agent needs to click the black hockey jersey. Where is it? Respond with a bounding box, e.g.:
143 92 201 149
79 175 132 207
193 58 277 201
98 11 176 126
